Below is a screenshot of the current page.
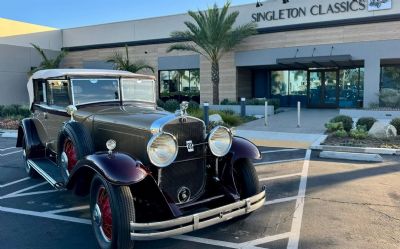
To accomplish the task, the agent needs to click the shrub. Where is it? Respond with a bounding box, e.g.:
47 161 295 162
220 98 238 105
156 99 165 108
356 117 376 131
0 104 31 119
349 126 368 139
163 99 180 112
267 98 280 111
390 118 400 134
334 129 348 138
187 101 200 112
330 115 353 132
325 122 344 133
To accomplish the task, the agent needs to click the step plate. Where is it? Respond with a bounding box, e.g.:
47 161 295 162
27 158 65 188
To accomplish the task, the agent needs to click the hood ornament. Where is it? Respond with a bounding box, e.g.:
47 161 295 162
176 101 189 117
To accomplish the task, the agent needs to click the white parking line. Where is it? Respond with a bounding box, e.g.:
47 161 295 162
44 205 90 214
254 158 305 166
287 149 311 249
0 182 48 199
0 150 21 157
0 205 91 225
0 147 16 151
261 149 301 154
0 177 29 188
264 196 299 206
3 189 61 199
238 232 291 247
259 173 301 182
174 235 264 249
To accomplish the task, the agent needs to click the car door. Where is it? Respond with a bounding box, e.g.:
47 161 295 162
45 79 71 153
31 79 50 145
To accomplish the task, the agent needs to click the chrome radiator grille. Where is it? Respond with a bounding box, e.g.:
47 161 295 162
160 117 206 203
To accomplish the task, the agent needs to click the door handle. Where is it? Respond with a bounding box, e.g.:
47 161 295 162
44 112 48 119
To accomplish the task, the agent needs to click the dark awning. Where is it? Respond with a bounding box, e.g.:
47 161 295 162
276 55 360 69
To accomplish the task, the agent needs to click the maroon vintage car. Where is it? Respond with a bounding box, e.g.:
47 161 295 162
17 69 266 249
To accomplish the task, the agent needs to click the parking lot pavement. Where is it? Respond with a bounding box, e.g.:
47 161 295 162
0 137 399 249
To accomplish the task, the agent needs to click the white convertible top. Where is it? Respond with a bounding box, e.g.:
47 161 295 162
27 69 156 108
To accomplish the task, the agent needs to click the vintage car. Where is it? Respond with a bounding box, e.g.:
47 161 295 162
17 69 266 249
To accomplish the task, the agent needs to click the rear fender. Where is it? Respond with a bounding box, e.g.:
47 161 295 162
16 118 44 157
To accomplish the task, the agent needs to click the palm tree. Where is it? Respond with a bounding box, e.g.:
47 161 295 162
167 1 257 104
29 43 67 75
107 45 154 73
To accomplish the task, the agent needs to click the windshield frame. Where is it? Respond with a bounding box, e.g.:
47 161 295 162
70 78 121 106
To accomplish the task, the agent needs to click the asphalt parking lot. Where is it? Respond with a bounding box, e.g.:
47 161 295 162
0 136 399 249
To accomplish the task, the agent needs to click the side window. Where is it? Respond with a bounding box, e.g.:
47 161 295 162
46 80 70 107
34 80 47 104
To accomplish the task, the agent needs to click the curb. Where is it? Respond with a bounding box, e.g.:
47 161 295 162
312 144 400 155
320 151 384 162
0 129 18 138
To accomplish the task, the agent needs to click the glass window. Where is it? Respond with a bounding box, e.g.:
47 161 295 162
289 71 307 96
338 68 364 108
47 80 70 107
121 79 155 102
72 79 119 105
271 71 288 96
158 69 200 103
381 65 400 90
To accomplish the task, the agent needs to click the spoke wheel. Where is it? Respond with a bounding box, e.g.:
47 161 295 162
90 174 135 249
63 138 77 174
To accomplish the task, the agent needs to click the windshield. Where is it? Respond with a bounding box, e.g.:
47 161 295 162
121 78 155 103
71 79 119 105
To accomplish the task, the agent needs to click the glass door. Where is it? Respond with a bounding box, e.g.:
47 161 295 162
307 70 339 108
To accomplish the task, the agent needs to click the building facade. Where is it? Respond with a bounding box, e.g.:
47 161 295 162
1 0 400 108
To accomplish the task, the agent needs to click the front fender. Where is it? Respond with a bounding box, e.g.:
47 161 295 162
67 152 148 187
229 136 261 162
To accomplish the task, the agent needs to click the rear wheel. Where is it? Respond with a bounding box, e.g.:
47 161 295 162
90 174 135 249
22 136 40 178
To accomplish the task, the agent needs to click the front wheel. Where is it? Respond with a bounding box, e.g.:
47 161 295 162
233 158 260 199
90 174 135 249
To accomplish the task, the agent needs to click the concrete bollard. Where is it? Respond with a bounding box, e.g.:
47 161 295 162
240 98 246 117
264 101 268 127
297 101 301 128
203 102 209 127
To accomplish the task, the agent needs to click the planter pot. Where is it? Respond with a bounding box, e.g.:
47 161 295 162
207 105 274 116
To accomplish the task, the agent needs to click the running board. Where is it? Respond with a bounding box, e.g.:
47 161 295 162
27 158 65 189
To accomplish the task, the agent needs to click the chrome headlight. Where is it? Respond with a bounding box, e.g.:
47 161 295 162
208 126 232 157
147 132 178 167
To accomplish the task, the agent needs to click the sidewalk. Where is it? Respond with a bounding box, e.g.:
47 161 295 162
236 108 337 148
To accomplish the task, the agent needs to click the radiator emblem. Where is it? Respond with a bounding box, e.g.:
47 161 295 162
177 186 191 203
186 140 194 152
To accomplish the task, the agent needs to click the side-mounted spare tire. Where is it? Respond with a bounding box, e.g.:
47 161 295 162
58 121 94 181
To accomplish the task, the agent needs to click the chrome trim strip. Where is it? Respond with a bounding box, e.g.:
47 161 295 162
150 114 206 134
130 190 266 240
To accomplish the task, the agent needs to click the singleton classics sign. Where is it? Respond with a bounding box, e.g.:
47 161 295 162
252 0 367 22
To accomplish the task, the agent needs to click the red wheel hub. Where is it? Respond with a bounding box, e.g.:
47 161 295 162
64 139 77 173
97 186 113 240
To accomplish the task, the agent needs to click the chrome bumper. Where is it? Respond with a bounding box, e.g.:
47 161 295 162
130 190 266 240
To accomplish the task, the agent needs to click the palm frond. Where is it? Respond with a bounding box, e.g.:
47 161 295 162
31 43 49 62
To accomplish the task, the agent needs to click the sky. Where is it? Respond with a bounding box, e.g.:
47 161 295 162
1 0 256 29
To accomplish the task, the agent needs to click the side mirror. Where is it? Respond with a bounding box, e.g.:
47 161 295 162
66 105 77 121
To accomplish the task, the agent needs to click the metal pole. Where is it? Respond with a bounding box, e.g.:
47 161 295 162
240 97 246 117
264 101 268 127
204 102 209 127
297 101 301 128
